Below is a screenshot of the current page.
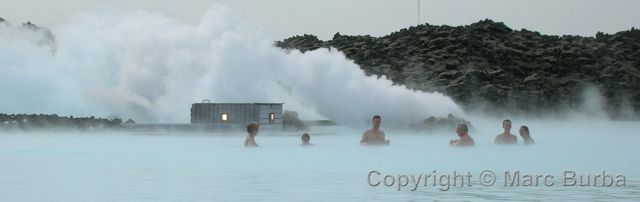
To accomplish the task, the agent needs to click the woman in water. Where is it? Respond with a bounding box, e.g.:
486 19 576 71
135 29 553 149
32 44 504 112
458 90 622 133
519 125 535 145
244 122 259 147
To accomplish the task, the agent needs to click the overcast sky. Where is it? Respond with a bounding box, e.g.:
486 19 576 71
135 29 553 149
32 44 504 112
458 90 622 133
1 0 639 40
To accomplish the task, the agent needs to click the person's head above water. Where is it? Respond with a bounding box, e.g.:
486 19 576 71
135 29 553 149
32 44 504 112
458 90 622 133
372 115 381 130
450 122 474 146
247 122 259 136
502 119 512 133
519 125 535 144
244 122 260 147
301 133 310 145
519 126 530 137
456 123 468 137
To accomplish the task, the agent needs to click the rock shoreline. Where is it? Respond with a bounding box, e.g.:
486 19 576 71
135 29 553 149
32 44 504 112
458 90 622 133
0 113 129 131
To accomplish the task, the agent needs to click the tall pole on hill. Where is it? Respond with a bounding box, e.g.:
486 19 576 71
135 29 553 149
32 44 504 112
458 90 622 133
417 0 421 25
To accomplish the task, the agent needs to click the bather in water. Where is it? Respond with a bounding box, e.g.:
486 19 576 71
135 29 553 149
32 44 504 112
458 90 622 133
244 122 259 147
301 133 313 146
519 125 535 145
360 115 390 145
449 123 474 147
494 119 518 145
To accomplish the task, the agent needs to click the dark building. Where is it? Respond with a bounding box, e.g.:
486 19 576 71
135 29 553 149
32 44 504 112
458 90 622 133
190 100 283 129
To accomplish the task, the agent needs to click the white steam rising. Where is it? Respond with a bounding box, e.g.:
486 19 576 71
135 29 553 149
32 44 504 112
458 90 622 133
0 5 463 126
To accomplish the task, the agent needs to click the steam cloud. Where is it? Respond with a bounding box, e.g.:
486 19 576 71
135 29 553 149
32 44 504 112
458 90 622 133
0 5 464 127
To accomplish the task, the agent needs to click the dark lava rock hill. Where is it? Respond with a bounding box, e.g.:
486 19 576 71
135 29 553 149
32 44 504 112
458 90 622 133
276 19 640 118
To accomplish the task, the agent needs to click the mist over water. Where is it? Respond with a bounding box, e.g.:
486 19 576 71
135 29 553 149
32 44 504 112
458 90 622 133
1 120 639 201
0 5 462 126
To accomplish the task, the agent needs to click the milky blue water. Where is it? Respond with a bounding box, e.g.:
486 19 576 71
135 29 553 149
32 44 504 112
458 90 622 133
1 119 639 201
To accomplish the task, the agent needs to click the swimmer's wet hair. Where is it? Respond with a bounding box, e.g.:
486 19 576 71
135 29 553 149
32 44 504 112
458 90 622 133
247 122 259 134
521 125 529 133
372 115 381 120
458 123 468 132
301 133 310 140
503 119 511 125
